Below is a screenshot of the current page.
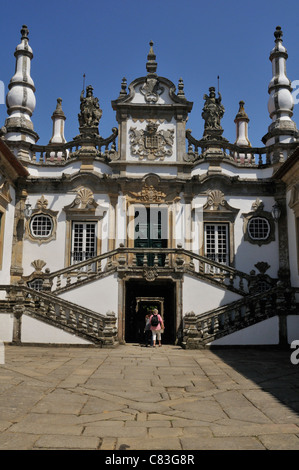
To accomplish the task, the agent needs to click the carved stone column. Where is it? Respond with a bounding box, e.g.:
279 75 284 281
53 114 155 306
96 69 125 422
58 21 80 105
12 281 26 344
276 196 290 272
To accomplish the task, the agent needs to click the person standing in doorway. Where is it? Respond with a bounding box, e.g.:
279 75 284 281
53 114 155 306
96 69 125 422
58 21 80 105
144 314 151 347
150 308 164 347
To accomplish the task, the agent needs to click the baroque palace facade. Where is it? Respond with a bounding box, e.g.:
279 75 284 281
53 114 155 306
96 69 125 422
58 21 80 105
0 25 298 348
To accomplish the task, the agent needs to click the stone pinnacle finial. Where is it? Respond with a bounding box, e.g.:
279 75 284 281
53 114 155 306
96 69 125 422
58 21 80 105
119 77 127 97
235 100 249 121
52 98 65 118
21 24 29 40
146 40 157 75
274 25 283 41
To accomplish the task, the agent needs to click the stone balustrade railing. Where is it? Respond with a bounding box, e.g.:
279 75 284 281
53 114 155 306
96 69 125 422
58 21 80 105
17 128 118 164
182 285 297 349
42 245 254 295
0 284 118 347
185 130 298 166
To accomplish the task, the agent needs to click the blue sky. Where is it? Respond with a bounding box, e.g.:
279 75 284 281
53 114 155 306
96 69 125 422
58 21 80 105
1 0 299 148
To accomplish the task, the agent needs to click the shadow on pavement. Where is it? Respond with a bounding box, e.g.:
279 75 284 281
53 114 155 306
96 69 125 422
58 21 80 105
209 347 299 417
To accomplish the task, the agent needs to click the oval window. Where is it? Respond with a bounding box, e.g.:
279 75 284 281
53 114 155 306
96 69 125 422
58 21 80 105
248 217 270 240
30 214 53 238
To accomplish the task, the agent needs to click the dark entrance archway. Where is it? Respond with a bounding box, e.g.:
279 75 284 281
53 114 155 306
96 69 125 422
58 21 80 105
125 279 176 344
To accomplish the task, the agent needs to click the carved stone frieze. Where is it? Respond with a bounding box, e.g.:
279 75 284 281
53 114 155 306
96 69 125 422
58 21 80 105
129 122 174 161
128 184 166 204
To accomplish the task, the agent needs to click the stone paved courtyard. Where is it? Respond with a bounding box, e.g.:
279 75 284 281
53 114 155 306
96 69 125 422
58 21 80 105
0 344 299 450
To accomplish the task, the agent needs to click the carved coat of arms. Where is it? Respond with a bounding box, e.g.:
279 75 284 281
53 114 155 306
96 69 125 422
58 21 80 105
129 122 174 160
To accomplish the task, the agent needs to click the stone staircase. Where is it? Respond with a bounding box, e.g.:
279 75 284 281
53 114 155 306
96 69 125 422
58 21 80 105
0 284 118 347
0 247 294 348
44 245 255 296
182 285 299 349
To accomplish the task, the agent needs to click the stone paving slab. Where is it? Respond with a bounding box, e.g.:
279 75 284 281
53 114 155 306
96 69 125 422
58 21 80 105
0 344 299 450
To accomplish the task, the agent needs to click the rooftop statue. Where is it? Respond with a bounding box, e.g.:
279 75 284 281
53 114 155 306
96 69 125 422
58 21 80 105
78 85 102 129
202 86 224 131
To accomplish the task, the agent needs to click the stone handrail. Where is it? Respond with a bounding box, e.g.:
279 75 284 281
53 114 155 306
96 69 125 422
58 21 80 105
182 284 297 349
24 128 118 164
185 130 298 166
42 246 254 295
0 284 118 347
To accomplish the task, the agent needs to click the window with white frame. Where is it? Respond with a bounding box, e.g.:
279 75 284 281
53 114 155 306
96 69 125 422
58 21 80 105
71 222 97 265
204 223 229 266
247 217 270 241
30 214 53 238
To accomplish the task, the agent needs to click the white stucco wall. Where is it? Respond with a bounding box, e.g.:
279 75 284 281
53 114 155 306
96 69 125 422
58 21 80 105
0 314 13 342
59 273 118 315
210 316 279 345
182 274 241 315
21 314 92 344
185 194 280 278
22 192 110 276
27 160 112 177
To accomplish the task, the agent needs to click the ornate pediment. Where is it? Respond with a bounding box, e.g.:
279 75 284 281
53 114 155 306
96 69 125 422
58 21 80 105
203 190 239 222
129 122 174 161
63 187 98 212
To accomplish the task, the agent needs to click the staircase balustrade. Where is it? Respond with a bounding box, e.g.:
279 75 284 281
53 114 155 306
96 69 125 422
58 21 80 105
43 246 253 295
182 285 297 349
0 285 118 347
